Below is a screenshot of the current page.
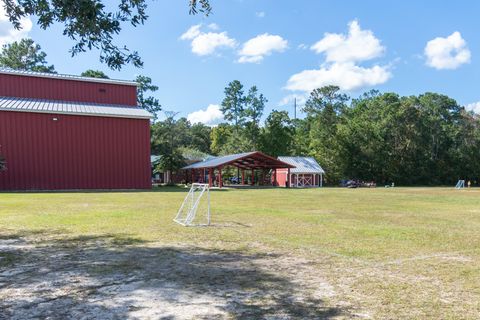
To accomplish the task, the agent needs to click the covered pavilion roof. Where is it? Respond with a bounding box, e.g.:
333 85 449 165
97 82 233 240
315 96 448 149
182 151 295 170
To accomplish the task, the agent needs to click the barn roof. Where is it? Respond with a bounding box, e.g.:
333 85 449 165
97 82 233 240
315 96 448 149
277 156 325 174
0 96 152 119
0 68 138 86
183 151 295 170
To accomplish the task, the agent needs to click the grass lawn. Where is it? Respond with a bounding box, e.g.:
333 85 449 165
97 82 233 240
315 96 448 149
1 187 479 318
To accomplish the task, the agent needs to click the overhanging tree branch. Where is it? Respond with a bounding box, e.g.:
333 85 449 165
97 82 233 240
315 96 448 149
1 0 212 70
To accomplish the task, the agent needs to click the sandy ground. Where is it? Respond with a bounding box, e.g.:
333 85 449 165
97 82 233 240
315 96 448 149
0 235 362 319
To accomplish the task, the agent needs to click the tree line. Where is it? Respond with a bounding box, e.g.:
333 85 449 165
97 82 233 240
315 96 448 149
152 82 480 186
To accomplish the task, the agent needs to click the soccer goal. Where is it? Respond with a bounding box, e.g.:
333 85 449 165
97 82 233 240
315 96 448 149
455 180 465 189
174 183 211 226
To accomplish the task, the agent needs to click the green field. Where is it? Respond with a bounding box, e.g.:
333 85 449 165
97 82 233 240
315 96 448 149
1 187 479 318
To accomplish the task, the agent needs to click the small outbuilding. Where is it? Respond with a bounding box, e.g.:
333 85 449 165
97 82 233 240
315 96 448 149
274 156 325 188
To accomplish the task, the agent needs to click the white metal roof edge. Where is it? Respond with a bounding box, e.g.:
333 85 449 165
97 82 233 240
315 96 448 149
277 156 325 174
0 69 138 87
289 168 326 174
0 107 152 119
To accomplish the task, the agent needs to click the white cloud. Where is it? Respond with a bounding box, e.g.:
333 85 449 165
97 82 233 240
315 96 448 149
180 24 236 56
179 24 202 41
238 33 288 63
187 104 224 126
286 62 391 92
207 23 219 31
297 43 308 50
311 20 385 63
0 6 32 47
285 20 391 92
256 11 265 18
466 102 480 114
424 32 471 70
191 32 236 56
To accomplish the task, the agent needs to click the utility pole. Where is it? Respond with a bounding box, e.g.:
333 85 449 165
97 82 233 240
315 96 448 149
294 97 297 120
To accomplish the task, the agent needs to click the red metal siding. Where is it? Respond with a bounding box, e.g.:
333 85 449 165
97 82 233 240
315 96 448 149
0 74 137 106
0 111 151 190
275 168 289 187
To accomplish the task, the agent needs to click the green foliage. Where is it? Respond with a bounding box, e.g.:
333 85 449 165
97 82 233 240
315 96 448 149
0 39 55 72
81 70 109 78
189 123 212 154
260 110 294 158
210 124 235 155
2 0 211 70
204 80 480 186
151 112 186 183
244 86 267 150
151 114 212 164
136 75 161 120
218 81 270 153
302 86 349 182
178 146 210 162
319 89 474 185
189 0 212 15
221 80 246 128
154 150 186 184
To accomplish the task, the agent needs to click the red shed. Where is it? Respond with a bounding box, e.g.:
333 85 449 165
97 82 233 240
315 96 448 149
0 69 152 190
274 156 325 188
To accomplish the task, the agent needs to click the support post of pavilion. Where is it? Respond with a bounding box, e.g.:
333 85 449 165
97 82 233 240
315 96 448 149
218 166 223 188
287 168 291 188
208 168 213 187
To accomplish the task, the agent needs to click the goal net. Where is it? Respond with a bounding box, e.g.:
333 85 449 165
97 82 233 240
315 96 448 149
174 183 211 226
455 180 465 189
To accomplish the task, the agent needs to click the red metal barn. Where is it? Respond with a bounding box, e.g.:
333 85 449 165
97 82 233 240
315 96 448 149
274 156 325 188
0 69 152 190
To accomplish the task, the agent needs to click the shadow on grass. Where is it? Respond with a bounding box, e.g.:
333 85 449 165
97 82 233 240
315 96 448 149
209 221 253 228
0 231 346 319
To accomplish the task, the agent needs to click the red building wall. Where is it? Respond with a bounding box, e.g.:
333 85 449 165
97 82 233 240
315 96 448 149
274 169 318 187
275 168 289 187
0 111 151 190
0 73 137 106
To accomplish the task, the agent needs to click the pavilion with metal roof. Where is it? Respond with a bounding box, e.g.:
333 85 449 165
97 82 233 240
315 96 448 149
182 151 295 188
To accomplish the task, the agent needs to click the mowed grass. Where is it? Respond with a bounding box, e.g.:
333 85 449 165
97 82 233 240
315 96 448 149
1 187 480 317
1 187 479 259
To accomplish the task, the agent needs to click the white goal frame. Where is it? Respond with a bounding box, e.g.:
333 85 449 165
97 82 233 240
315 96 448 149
174 183 211 226
455 180 465 189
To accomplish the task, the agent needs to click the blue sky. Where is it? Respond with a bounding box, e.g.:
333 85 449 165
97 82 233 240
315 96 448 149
2 1 480 123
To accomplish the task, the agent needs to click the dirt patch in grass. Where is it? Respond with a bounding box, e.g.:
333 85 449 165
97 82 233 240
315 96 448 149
0 233 360 319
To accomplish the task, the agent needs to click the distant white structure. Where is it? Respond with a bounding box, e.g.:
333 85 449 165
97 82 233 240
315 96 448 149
275 156 325 188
